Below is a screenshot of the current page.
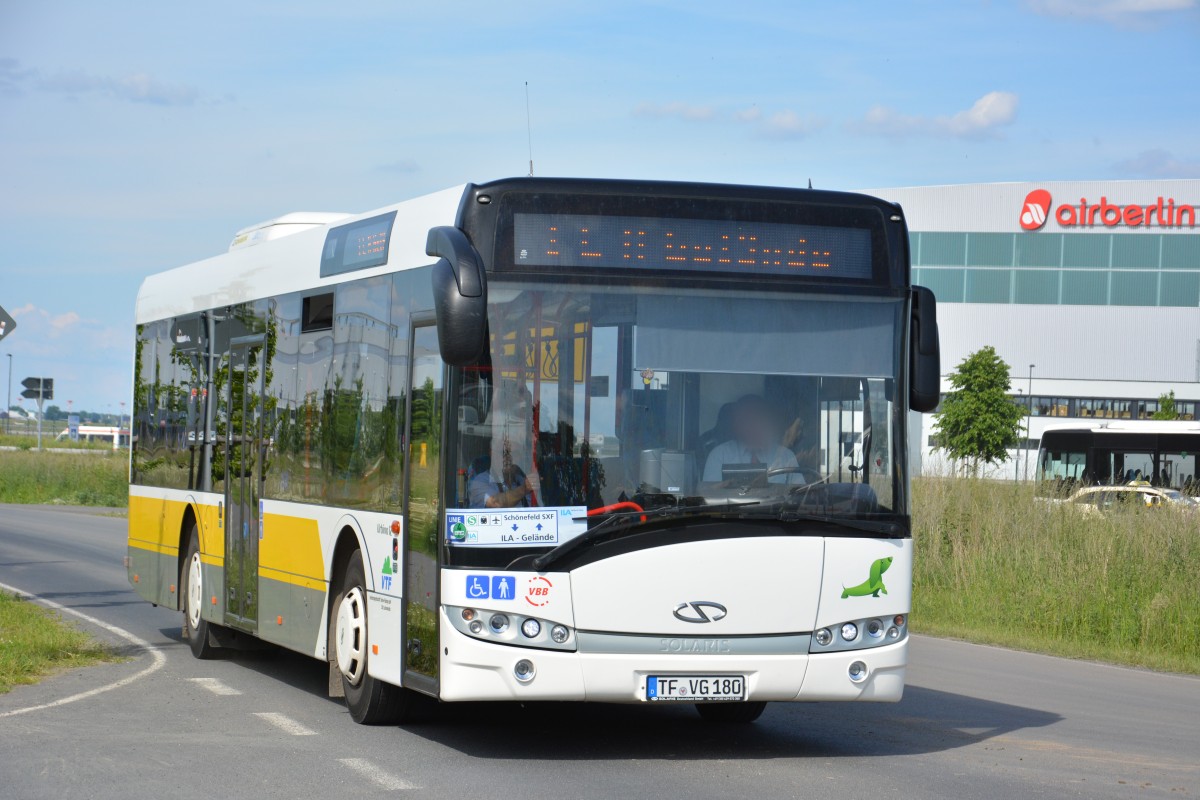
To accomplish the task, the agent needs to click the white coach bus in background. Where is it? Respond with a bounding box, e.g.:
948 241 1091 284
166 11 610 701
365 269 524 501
56 425 130 450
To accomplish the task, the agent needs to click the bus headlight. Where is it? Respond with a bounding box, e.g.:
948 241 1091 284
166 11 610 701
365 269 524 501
810 615 907 653
446 606 576 651
848 660 868 683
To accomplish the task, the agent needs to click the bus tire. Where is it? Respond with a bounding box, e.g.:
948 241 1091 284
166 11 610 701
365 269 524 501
333 554 408 724
695 702 767 724
181 529 219 659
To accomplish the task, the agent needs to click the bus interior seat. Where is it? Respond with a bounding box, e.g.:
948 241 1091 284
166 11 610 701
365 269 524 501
536 454 604 508
696 402 736 468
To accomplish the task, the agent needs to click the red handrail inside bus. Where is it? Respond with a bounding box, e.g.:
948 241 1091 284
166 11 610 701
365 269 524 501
587 501 645 522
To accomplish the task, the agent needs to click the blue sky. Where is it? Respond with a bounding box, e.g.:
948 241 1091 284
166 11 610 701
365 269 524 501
1 0 1197 415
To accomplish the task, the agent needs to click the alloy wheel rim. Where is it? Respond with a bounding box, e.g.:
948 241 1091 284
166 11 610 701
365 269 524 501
334 586 367 685
187 552 203 631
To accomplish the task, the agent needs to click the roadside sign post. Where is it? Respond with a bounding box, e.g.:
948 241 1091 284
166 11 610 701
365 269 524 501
20 377 53 451
1 306 15 436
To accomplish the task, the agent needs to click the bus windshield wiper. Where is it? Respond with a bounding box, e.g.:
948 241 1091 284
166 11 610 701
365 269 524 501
530 500 760 572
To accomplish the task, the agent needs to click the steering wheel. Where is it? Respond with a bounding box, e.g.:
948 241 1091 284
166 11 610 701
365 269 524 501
740 467 827 495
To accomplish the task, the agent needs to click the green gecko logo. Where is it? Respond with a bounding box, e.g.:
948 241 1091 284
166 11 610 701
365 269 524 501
841 557 892 599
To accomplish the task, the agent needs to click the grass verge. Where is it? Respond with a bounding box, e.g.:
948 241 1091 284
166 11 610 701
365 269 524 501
913 477 1200 674
0 591 119 693
0 450 128 506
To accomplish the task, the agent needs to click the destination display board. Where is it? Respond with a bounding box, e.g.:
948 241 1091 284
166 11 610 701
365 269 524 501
513 212 873 279
320 211 397 277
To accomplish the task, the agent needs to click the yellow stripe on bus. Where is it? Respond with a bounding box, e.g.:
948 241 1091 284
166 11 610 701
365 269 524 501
128 494 225 560
260 512 326 583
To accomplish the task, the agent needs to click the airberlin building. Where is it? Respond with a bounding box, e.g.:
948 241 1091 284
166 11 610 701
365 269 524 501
860 179 1200 478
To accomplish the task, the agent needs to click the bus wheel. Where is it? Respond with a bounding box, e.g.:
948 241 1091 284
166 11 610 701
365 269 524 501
332 554 407 724
695 702 768 724
181 529 218 659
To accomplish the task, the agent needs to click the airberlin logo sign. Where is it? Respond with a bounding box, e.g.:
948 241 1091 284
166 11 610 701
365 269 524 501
1019 190 1052 230
1019 189 1195 231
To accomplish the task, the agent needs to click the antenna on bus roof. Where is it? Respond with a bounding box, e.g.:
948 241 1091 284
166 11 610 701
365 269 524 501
525 81 535 177
808 178 813 189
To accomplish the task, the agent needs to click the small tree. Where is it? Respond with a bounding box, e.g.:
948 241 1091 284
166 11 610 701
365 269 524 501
933 345 1026 476
1151 390 1180 421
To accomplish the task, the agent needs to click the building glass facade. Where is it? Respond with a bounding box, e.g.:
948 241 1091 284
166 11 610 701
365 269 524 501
911 231 1200 307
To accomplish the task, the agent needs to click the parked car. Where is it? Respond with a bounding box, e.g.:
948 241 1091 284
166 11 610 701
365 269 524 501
1066 485 1199 516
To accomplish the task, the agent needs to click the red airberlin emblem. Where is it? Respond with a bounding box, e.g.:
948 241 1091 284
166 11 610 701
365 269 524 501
1020 189 1052 231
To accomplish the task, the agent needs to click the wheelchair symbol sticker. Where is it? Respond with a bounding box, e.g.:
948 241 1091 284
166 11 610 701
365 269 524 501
466 574 489 599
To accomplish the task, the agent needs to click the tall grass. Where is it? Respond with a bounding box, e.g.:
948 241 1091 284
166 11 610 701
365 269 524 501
913 478 1200 674
0 591 117 693
0 451 128 507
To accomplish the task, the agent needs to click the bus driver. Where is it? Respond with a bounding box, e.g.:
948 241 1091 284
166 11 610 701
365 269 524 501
702 394 803 487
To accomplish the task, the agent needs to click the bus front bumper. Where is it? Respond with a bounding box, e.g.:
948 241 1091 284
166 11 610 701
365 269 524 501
437 608 907 703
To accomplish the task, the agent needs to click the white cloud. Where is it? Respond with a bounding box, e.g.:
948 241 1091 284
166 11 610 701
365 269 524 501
633 101 717 121
1 58 201 106
1114 148 1200 178
942 91 1020 136
1026 0 1195 25
11 305 100 340
633 101 824 138
49 311 82 333
851 91 1019 139
761 110 826 139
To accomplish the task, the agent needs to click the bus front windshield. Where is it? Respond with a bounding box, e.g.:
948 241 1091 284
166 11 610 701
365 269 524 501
449 282 906 550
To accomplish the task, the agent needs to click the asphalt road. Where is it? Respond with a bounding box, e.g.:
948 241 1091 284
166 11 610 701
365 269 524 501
1 504 1197 799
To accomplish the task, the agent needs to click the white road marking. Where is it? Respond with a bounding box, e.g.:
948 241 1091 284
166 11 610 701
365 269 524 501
338 758 418 791
253 711 317 736
0 580 167 719
188 677 241 696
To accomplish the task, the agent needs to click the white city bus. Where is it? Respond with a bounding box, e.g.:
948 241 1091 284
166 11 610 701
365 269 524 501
127 178 940 724
56 425 130 450
1037 421 1200 496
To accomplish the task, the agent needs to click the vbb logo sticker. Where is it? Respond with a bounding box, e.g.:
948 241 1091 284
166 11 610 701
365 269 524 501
1019 189 1052 231
526 576 553 607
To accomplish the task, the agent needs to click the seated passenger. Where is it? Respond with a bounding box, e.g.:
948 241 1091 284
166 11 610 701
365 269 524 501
468 457 540 508
702 395 803 487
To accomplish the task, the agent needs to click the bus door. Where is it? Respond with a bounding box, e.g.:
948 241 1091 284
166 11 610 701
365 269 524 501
402 318 445 691
224 334 266 631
